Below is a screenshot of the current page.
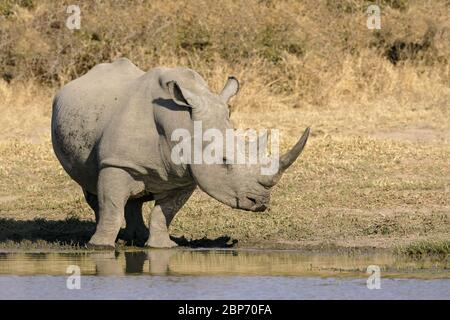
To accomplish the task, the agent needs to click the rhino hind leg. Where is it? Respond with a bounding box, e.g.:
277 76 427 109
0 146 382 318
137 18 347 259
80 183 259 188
88 167 138 249
146 185 196 248
83 189 100 223
120 200 149 247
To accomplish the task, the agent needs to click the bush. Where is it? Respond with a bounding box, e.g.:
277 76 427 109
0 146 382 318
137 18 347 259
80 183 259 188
0 0 449 107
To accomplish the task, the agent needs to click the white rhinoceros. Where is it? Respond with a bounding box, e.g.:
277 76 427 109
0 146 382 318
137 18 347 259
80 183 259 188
51 58 310 249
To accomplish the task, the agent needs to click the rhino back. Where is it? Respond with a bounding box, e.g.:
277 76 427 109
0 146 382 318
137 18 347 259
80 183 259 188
51 58 145 192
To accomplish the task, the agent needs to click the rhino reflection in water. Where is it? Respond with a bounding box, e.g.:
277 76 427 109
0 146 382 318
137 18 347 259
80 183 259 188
91 251 173 275
51 58 310 249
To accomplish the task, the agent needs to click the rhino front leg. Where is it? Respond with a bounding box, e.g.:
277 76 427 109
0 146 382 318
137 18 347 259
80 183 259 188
84 190 149 246
88 167 135 249
146 185 196 248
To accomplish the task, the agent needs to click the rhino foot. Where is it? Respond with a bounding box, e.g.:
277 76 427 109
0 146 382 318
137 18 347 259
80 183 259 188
86 243 116 250
145 233 178 248
85 242 116 250
118 228 149 247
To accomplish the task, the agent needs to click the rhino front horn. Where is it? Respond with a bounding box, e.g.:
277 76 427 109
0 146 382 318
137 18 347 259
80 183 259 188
259 127 310 187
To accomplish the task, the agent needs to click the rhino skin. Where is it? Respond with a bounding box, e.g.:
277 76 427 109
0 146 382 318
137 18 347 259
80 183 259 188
51 58 310 249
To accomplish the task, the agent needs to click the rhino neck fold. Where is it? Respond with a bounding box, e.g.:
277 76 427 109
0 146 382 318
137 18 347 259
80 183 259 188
158 136 193 182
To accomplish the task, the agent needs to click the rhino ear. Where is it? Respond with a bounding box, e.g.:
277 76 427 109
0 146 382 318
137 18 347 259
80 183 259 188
166 81 196 108
220 76 239 103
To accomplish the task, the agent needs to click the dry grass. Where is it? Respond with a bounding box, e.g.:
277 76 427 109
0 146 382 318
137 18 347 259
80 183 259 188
0 0 449 250
0 78 449 249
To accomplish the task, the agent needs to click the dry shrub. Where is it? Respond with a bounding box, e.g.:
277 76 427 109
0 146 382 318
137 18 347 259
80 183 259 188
0 0 449 109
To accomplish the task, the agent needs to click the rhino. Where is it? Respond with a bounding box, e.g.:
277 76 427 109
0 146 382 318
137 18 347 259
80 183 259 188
51 58 310 249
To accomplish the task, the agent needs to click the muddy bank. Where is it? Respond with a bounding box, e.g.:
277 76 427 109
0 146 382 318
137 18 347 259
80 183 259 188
0 237 448 265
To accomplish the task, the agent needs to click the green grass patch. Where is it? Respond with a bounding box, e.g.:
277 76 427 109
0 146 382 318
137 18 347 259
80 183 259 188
396 240 450 258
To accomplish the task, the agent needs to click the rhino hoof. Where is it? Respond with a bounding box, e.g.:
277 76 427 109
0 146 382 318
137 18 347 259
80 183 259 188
145 236 178 248
85 242 116 250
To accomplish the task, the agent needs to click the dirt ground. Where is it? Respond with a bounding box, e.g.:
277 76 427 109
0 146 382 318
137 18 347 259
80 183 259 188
0 81 449 252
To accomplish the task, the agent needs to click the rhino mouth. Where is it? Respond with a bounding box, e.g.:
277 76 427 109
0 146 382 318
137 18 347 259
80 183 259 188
236 196 268 212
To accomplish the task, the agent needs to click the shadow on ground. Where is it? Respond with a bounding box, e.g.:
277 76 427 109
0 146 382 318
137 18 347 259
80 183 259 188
171 235 238 248
0 218 238 248
0 218 95 245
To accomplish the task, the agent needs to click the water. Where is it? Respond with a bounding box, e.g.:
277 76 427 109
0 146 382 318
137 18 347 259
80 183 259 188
0 249 448 299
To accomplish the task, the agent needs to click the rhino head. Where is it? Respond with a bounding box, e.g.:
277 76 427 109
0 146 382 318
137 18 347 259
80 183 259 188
166 76 310 212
